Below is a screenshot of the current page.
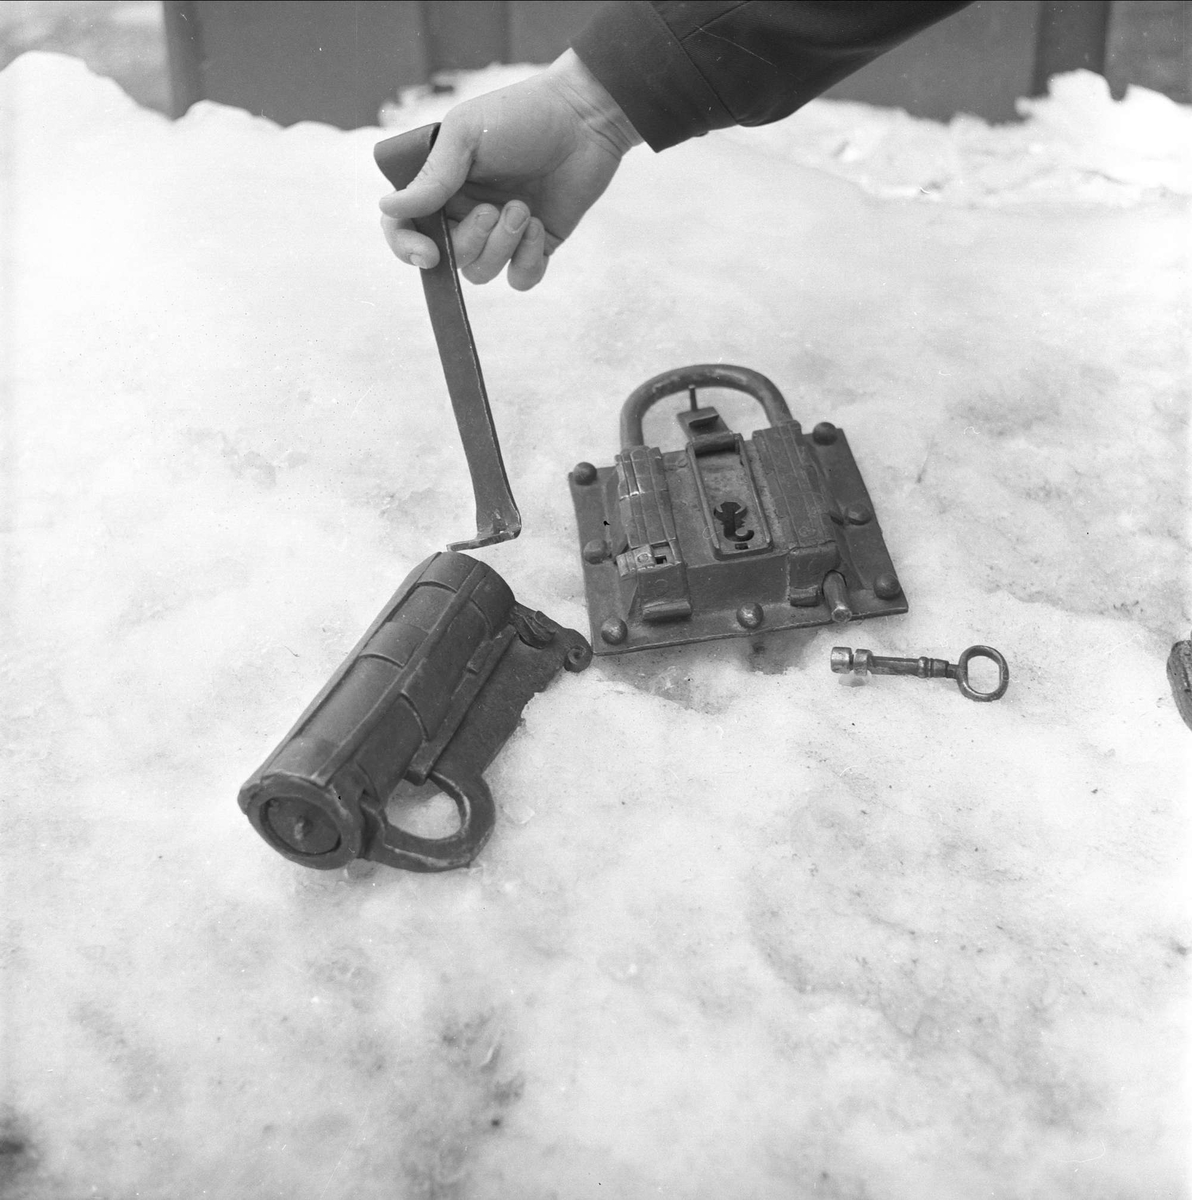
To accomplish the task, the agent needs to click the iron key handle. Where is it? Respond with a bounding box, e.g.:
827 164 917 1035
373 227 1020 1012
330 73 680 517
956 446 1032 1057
375 123 521 551
831 644 1009 701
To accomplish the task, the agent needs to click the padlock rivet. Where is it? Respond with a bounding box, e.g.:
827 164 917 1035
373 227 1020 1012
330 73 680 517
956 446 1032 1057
600 617 628 645
736 603 764 629
874 572 902 600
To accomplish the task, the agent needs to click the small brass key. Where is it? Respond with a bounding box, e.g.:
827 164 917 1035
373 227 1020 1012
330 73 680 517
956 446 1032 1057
830 644 1009 702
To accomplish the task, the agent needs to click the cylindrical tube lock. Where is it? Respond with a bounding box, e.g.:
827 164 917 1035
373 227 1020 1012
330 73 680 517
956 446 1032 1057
239 552 591 872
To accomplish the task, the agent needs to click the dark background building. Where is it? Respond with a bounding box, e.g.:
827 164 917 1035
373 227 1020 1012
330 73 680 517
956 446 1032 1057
1 1 1189 128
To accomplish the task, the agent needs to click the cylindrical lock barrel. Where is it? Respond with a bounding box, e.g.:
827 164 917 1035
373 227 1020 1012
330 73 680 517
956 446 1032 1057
239 553 514 870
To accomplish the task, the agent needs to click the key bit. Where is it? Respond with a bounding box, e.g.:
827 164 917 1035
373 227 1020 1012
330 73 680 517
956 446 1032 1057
831 644 1009 702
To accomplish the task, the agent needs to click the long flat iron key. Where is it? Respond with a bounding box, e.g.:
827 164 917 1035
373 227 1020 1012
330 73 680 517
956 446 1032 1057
375 124 521 551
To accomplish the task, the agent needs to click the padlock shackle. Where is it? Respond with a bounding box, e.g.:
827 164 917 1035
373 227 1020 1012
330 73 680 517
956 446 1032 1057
619 364 794 448
367 762 496 872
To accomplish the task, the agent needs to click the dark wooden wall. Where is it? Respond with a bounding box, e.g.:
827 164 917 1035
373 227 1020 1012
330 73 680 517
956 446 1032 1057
164 1 1124 130
164 1 603 128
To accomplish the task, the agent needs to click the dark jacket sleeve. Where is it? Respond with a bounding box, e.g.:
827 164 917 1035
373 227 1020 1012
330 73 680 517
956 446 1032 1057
573 1 972 151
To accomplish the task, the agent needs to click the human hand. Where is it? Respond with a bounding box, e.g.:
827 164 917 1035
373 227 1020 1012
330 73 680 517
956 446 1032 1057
379 50 640 291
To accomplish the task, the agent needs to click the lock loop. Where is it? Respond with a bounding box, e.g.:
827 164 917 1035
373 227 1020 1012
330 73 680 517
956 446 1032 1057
367 764 495 873
619 364 795 449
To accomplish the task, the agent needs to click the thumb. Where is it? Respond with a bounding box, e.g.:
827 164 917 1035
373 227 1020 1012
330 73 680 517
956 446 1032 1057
378 122 474 220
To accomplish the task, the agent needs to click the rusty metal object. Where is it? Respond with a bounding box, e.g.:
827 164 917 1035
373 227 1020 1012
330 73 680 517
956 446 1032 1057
374 124 521 551
239 552 591 872
1167 634 1192 729
570 364 907 655
831 644 1009 701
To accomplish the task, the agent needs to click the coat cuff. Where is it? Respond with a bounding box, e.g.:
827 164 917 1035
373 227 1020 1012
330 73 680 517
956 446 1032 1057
572 1 734 151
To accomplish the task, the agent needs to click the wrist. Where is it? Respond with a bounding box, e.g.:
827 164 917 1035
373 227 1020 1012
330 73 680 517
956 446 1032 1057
547 49 643 155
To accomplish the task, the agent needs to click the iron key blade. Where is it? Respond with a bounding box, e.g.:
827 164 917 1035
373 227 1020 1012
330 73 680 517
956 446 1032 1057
375 125 522 550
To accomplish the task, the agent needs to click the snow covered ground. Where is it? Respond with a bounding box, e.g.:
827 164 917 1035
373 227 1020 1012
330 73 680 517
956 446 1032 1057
2 52 1190 1199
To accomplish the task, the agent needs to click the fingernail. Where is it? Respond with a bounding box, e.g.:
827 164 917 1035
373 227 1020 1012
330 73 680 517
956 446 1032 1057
504 203 529 232
410 253 431 269
476 206 499 231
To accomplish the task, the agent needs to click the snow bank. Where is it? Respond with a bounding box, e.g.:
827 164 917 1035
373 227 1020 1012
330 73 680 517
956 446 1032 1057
2 52 1189 1200
386 63 1192 204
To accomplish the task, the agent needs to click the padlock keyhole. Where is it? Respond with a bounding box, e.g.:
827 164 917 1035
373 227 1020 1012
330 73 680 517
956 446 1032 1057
713 501 754 543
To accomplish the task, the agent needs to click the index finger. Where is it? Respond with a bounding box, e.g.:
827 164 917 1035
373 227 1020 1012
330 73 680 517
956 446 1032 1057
377 121 474 222
380 214 439 269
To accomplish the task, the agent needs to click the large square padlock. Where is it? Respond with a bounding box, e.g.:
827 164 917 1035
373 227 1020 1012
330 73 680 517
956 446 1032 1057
569 365 907 655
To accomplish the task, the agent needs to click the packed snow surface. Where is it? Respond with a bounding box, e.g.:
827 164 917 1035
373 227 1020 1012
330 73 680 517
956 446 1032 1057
2 53 1190 1199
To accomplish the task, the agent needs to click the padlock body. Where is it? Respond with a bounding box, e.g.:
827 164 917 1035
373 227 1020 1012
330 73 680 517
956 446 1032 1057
239 553 514 868
570 366 907 655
